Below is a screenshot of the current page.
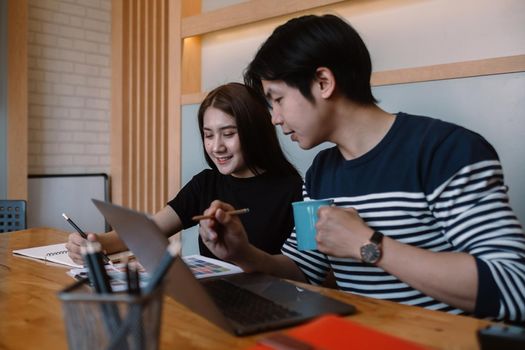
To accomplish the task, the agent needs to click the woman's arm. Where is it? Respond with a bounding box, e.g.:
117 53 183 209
100 206 183 252
151 205 183 235
152 205 184 255
67 205 184 264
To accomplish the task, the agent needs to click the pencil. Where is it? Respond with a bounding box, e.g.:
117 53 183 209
62 213 87 239
191 208 250 221
62 212 111 265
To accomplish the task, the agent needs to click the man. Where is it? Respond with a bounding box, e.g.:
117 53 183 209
198 14 525 322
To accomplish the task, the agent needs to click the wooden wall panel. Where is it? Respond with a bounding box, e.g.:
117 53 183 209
112 0 179 213
167 1 182 201
181 0 346 37
110 0 523 215
371 55 525 87
7 0 28 200
181 1 201 95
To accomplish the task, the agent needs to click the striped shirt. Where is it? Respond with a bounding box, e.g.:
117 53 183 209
282 113 525 322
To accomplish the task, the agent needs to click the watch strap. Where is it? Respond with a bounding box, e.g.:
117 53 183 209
370 231 384 245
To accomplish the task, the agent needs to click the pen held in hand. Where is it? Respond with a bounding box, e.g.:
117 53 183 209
191 208 250 221
63 212 111 265
62 213 87 239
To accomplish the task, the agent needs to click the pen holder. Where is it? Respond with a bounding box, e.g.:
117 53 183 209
58 278 164 350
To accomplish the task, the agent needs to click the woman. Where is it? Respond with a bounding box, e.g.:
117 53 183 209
67 82 303 263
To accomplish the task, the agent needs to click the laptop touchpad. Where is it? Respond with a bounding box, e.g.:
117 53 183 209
225 273 312 304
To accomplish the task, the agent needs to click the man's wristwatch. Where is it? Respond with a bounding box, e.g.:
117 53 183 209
359 231 384 264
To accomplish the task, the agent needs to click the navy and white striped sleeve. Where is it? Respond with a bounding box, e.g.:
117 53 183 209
281 231 331 285
426 133 525 322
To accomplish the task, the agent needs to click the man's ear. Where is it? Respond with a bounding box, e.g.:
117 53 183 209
314 67 336 99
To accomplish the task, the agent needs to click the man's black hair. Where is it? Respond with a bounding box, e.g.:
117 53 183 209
244 14 377 104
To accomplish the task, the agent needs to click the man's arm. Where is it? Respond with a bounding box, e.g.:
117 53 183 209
380 238 478 311
316 169 525 321
316 206 478 310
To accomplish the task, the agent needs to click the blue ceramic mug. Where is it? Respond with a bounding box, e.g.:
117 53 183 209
292 199 334 250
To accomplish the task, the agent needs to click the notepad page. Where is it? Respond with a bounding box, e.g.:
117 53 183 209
13 243 83 268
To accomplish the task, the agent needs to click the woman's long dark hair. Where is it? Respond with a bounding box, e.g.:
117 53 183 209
197 82 300 178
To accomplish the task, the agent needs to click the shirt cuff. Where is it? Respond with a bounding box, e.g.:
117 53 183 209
474 257 500 318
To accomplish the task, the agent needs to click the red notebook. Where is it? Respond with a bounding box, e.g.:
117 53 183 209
250 315 430 350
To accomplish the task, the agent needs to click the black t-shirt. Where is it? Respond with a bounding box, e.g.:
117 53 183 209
168 169 303 258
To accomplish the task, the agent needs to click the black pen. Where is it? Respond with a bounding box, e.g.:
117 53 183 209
125 260 143 349
144 239 181 294
82 241 125 345
63 213 111 265
62 213 87 238
126 261 141 295
85 240 113 293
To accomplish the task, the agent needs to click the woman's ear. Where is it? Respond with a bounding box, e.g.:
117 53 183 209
314 67 336 99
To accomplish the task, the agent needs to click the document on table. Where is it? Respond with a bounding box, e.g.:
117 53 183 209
182 254 243 279
67 254 243 291
12 243 82 268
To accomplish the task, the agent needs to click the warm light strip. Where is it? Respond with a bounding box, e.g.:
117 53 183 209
371 54 525 86
181 0 346 37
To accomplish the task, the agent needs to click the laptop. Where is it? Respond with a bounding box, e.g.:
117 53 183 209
92 199 356 336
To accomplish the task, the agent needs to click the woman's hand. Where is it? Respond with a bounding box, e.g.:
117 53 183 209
66 232 98 265
198 200 251 263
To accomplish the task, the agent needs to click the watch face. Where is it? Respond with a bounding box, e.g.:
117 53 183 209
360 243 381 264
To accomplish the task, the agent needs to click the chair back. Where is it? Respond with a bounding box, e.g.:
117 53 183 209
0 200 27 233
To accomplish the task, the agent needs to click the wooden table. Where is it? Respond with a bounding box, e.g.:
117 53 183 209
0 229 492 349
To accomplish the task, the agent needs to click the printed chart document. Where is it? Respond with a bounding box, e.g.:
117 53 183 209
67 263 149 292
67 254 243 292
12 243 82 268
182 254 243 279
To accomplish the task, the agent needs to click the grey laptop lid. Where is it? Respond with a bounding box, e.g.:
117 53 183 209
92 199 356 335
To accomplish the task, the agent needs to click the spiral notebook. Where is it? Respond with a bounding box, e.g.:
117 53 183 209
13 243 83 268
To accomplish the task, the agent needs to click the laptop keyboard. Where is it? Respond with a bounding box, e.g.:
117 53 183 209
204 279 300 326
